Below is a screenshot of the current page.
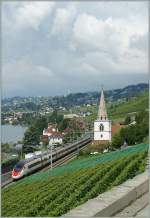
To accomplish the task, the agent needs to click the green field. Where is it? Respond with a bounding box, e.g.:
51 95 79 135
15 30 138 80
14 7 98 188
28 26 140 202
2 143 148 217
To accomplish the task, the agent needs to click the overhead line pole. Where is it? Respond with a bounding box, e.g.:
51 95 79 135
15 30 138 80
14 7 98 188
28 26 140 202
51 143 52 170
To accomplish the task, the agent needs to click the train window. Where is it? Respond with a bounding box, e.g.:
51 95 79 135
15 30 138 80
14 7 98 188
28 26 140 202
14 162 24 172
28 161 41 169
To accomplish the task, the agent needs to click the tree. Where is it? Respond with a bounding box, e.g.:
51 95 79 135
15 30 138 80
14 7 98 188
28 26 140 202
58 119 70 131
135 110 148 127
43 140 49 148
119 110 148 145
111 132 124 148
124 116 131 125
23 127 40 145
2 143 12 153
48 110 63 124
63 132 73 143
120 126 137 145
34 116 47 132
23 116 47 145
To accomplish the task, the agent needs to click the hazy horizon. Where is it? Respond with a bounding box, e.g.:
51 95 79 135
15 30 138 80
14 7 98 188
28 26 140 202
2 81 148 99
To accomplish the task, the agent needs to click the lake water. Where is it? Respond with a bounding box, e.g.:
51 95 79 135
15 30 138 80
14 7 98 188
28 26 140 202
1 125 27 144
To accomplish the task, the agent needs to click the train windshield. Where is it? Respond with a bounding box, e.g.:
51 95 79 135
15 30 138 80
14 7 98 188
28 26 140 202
14 162 24 172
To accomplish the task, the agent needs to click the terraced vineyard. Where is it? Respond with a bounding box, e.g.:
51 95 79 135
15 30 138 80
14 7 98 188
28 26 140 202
2 144 148 217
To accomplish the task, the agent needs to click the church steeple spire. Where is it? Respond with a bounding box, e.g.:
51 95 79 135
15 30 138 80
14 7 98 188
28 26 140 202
97 88 108 120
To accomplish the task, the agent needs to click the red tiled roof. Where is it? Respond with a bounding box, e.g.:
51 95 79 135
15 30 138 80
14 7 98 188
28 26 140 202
44 127 57 134
112 123 124 136
49 132 63 138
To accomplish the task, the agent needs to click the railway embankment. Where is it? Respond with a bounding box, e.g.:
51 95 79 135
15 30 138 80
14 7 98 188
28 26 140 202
64 171 149 217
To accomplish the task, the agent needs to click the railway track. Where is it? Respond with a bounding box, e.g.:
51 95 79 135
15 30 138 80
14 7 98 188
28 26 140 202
41 142 87 172
2 137 91 188
41 150 77 172
1 172 13 188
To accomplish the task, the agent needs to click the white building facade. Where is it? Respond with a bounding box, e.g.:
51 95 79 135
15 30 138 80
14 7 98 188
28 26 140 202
48 136 63 145
94 88 112 143
42 123 63 145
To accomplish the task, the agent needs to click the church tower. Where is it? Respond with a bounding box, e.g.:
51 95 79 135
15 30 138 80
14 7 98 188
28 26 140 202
94 88 111 143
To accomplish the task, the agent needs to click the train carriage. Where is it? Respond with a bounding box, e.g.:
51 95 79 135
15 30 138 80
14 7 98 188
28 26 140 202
12 135 91 180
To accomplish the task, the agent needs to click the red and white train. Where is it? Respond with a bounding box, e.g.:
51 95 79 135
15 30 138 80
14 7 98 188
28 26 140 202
12 136 91 180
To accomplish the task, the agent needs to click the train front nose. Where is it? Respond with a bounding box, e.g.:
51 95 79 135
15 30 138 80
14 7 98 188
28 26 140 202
12 169 21 179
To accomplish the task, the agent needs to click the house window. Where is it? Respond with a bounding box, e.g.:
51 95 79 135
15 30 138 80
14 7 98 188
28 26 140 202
99 124 104 131
101 134 103 138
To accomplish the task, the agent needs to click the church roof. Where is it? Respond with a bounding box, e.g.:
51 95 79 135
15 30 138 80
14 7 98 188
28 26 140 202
97 88 108 120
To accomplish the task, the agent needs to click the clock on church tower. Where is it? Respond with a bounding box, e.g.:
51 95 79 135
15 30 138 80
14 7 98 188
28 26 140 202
94 88 112 144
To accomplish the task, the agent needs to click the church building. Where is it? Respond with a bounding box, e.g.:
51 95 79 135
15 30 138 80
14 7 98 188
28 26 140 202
94 88 112 144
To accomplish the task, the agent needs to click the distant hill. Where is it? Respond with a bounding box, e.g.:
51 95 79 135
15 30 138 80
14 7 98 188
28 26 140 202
106 83 148 101
2 83 148 112
65 83 148 106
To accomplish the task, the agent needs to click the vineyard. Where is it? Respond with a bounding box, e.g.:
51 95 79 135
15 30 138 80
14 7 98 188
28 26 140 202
2 144 148 217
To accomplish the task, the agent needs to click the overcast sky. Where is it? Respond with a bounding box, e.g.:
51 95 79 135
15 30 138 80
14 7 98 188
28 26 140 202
2 1 148 98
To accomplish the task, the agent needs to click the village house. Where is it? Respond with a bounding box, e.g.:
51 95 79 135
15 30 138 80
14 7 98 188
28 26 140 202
42 123 63 145
64 114 80 119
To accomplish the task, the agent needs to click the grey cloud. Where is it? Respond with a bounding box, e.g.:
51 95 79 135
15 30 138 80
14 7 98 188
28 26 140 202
2 1 148 97
130 34 148 52
2 58 148 98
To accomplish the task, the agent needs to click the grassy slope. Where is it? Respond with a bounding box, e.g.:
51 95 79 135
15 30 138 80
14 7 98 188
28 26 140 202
70 91 148 123
108 91 148 120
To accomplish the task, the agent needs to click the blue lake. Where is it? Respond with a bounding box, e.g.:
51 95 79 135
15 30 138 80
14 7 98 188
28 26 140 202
1 125 27 144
